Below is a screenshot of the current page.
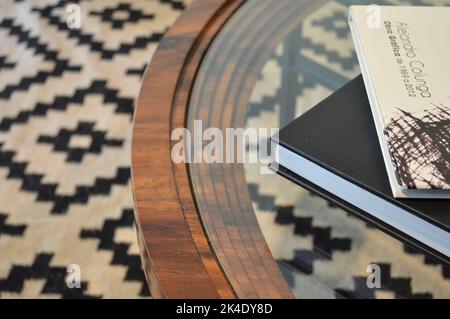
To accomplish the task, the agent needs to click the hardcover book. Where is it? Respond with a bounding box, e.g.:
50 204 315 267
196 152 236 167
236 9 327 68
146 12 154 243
272 76 450 262
349 6 450 198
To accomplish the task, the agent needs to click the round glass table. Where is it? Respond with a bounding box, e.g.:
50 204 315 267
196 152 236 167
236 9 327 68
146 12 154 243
132 0 450 299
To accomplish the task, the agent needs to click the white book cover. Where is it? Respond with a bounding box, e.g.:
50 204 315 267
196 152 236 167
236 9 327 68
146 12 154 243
349 5 450 199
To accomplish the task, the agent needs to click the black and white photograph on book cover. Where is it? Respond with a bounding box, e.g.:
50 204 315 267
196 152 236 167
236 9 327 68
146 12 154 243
0 0 449 304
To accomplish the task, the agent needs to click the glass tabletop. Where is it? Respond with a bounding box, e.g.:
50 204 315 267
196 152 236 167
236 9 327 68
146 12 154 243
188 0 450 299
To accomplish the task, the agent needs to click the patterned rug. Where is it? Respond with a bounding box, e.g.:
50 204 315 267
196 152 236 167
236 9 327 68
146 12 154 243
0 0 190 298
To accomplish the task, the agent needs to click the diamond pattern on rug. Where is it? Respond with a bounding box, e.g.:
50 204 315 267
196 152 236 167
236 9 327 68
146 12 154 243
89 3 155 29
0 0 192 299
37 121 123 163
32 0 165 60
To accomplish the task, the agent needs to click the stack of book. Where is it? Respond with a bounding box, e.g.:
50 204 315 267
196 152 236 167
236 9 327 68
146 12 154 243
272 6 450 263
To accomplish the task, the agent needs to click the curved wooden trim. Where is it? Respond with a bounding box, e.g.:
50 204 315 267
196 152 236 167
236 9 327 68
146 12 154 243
132 0 243 298
132 0 300 299
186 0 323 299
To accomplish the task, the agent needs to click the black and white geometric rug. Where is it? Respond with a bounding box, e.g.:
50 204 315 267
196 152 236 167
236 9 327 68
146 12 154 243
0 0 190 298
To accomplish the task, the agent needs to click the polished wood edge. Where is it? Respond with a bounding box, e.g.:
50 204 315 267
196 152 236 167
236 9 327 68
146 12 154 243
132 0 244 299
170 1 247 299
187 0 300 298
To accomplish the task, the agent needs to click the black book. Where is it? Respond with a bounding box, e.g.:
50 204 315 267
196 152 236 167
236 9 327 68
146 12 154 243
272 75 450 264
